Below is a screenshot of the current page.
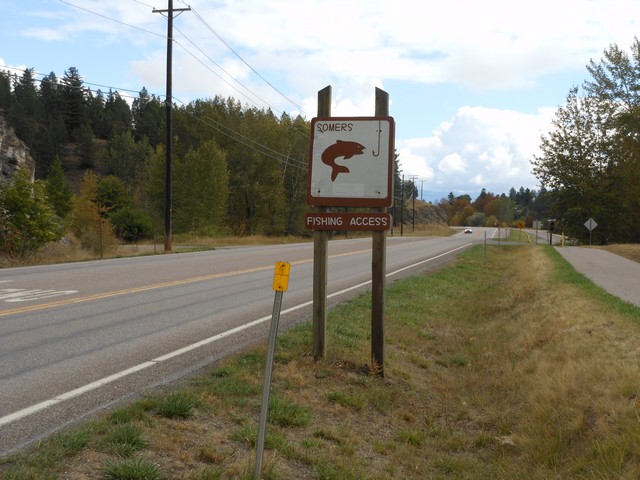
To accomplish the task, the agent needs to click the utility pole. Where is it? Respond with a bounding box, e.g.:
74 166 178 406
154 0 190 252
400 175 404 236
409 175 418 232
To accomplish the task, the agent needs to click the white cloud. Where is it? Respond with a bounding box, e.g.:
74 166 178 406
397 105 556 197
438 153 467 174
189 0 639 98
6 0 639 197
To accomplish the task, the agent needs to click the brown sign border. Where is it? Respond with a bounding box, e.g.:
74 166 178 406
307 116 395 208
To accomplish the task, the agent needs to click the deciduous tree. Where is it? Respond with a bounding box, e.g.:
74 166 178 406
70 171 116 256
534 40 640 242
0 168 62 257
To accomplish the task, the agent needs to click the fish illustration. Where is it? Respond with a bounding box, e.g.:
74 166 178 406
321 140 366 181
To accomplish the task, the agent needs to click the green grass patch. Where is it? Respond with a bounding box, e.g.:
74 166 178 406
268 396 312 427
100 457 160 480
143 391 200 419
102 424 148 457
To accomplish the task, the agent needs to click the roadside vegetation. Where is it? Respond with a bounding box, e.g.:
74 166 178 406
2 243 640 479
597 244 640 263
5 38 640 267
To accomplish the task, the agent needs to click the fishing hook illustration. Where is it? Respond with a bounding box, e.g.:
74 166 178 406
371 120 382 157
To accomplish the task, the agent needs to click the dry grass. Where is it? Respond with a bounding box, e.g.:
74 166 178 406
596 243 640 263
0 234 310 268
391 222 453 237
3 245 640 479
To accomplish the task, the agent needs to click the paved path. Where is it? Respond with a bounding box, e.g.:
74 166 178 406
555 247 640 308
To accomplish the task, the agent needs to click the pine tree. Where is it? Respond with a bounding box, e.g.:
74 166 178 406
45 157 74 219
61 67 86 140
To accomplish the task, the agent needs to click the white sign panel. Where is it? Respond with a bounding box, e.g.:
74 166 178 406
307 117 395 207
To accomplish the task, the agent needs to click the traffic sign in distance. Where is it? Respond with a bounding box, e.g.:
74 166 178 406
584 218 598 231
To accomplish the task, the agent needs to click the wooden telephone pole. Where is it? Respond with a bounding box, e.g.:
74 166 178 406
153 0 190 252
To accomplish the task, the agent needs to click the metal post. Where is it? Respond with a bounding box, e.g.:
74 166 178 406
255 262 290 479
255 290 283 479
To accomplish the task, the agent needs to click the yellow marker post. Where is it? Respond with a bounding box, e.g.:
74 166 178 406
255 262 290 479
272 261 290 292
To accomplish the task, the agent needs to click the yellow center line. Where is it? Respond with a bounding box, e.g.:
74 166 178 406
0 248 372 317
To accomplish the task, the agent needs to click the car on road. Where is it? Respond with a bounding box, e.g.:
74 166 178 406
464 228 473 234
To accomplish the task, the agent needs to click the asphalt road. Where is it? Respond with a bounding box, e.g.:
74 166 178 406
0 232 486 456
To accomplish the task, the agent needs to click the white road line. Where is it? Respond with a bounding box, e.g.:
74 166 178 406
0 244 470 428
0 289 79 302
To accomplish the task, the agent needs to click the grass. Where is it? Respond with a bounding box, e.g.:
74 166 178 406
102 424 148 457
596 243 640 263
2 243 640 479
0 234 310 268
100 457 161 480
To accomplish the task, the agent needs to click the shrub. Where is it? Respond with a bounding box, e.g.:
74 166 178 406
109 206 153 243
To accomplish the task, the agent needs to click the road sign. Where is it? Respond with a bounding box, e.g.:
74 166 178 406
584 218 598 231
304 212 392 231
307 116 395 207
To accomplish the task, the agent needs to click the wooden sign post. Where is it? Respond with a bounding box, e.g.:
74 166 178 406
312 86 331 361
372 87 389 376
308 86 394 377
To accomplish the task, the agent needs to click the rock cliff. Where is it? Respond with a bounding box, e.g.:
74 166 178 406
0 114 35 183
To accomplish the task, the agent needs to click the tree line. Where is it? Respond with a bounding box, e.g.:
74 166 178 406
533 39 640 244
437 187 551 229
6 36 636 259
0 67 314 257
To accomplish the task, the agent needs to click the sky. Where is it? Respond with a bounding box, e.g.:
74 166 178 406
1 0 638 201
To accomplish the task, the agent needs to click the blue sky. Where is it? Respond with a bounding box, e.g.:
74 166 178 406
1 0 638 201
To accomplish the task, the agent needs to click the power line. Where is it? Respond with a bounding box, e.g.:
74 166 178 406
5 66 308 169
132 0 157 8
59 0 296 117
3 67 141 102
169 31 309 140
187 6 308 117
173 98 308 171
58 0 164 39
59 0 310 139
171 28 271 111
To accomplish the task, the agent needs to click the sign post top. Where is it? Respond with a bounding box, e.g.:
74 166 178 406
307 116 395 208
